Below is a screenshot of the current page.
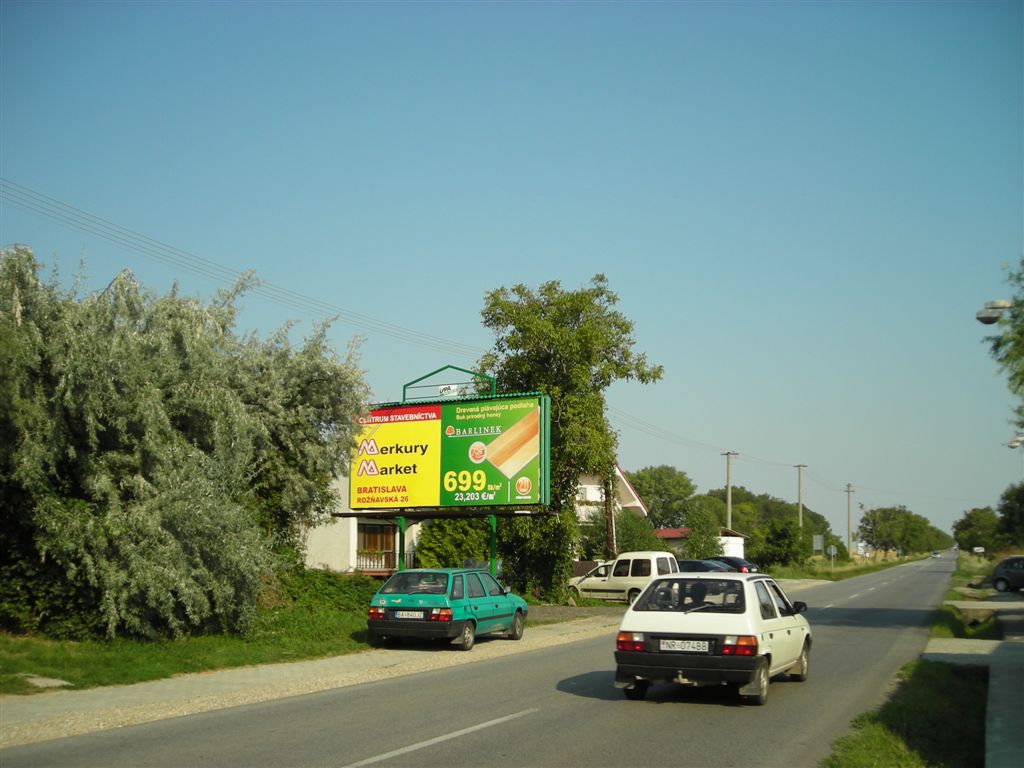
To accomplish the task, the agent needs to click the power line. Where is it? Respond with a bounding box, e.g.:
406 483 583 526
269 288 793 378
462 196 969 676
1 178 995 515
0 178 485 358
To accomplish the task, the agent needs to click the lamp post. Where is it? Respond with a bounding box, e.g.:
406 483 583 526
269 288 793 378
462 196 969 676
1008 436 1024 475
976 299 1012 325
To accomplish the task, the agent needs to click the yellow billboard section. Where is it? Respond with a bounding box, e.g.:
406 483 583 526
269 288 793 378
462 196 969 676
350 404 442 508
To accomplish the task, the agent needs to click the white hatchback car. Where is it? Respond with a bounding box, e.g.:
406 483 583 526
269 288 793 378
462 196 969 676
614 573 811 705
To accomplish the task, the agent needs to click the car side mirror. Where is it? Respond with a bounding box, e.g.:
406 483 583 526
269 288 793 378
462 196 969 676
503 586 511 595
793 601 808 614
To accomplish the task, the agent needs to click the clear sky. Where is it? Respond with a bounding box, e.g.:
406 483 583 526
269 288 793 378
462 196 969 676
2 1 1021 539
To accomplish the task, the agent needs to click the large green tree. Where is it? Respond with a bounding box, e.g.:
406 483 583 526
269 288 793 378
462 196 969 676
953 507 1005 554
478 274 662 599
624 465 696 528
612 510 663 553
997 482 1024 547
859 505 952 557
985 256 1024 428
0 247 369 638
680 505 724 560
414 518 491 568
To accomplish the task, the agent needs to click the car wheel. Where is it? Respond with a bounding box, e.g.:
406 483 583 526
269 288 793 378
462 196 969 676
458 621 476 651
744 659 769 706
994 577 1010 593
627 589 641 605
790 642 810 682
623 681 649 701
368 631 385 647
507 611 524 640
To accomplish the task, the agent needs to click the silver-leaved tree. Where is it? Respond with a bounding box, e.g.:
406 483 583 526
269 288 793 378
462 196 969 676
0 246 369 638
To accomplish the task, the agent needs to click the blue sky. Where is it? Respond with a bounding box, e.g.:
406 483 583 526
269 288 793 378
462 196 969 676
2 1 1021 538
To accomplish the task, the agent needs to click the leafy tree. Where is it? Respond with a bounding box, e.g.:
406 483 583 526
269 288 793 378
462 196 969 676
953 507 1005 554
753 518 809 568
414 518 491 568
0 247 369 638
478 274 662 599
578 514 609 561
859 505 952 557
624 465 696 528
997 482 1024 547
680 505 724 560
687 494 726 523
614 510 663 553
984 256 1024 428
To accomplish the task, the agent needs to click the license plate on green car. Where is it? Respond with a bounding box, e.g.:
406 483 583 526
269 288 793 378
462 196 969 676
394 610 423 620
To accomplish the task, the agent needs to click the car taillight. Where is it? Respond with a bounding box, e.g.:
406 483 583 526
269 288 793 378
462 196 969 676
616 631 645 652
739 566 749 572
429 608 453 622
721 635 757 656
368 606 386 621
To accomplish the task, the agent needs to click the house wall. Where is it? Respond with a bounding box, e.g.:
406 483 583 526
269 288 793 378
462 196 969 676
719 536 746 558
302 475 420 573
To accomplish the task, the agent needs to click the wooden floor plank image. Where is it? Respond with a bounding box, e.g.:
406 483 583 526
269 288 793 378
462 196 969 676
485 407 540 478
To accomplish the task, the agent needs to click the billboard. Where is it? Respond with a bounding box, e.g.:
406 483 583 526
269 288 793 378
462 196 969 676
350 394 550 510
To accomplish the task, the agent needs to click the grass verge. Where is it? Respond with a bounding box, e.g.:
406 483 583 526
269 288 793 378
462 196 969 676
821 661 987 768
0 568 380 695
820 552 997 767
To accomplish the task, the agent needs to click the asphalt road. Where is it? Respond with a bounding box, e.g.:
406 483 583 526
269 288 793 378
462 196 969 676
3 558 954 768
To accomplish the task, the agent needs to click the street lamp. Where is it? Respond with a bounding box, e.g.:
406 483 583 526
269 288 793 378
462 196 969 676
1008 436 1024 475
976 299 1013 325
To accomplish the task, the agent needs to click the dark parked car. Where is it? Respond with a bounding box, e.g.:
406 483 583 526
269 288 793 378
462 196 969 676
992 556 1024 593
677 559 734 572
710 556 760 573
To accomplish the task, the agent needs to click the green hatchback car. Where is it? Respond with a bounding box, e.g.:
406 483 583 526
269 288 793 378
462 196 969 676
367 568 528 651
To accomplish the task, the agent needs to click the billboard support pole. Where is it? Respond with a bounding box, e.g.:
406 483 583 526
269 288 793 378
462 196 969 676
396 515 406 571
488 514 497 577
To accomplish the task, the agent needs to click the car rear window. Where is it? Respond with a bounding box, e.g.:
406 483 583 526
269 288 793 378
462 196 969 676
634 578 746 613
631 559 652 577
379 572 449 595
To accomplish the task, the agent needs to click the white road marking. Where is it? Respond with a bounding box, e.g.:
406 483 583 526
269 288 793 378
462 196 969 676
340 708 540 767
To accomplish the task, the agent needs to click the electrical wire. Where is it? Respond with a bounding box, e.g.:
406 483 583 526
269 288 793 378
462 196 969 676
1 178 996 513
1 178 486 358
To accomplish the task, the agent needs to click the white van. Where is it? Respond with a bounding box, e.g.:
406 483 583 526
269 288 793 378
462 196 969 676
568 551 679 604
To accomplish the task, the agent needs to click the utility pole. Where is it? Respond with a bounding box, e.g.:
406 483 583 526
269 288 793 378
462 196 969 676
845 483 855 557
794 464 806 528
603 476 616 558
722 451 738 530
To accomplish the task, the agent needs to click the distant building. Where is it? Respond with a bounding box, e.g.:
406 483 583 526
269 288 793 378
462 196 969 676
574 464 649 523
654 526 748 558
